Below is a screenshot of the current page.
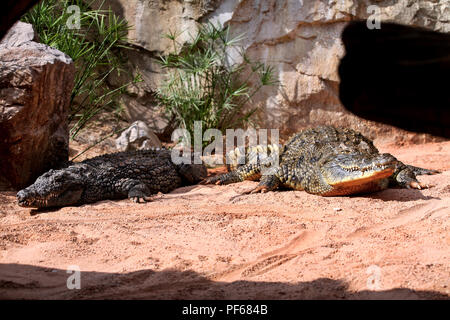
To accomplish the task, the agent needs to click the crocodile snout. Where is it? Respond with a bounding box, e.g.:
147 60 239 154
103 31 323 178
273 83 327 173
17 190 29 206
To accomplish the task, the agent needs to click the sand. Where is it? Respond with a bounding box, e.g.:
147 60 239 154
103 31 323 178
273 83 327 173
0 140 449 299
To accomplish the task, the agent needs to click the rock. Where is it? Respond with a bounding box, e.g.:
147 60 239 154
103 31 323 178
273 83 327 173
0 22 74 190
219 0 450 142
90 0 221 54
101 0 450 142
0 21 35 48
89 0 221 131
115 121 162 152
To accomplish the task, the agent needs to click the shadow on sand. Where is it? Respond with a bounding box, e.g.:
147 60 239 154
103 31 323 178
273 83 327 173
367 188 440 202
0 263 448 300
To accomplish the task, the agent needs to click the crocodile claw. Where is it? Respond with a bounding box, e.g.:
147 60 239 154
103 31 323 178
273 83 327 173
408 181 433 190
200 176 222 185
130 196 152 203
242 185 269 194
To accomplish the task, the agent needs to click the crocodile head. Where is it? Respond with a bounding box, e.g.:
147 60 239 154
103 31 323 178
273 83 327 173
319 152 397 196
17 167 85 208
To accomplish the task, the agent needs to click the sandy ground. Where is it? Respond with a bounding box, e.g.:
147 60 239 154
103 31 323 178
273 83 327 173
0 140 449 299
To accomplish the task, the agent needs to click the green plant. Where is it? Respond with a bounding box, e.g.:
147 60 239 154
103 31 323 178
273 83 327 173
156 23 278 142
22 0 139 139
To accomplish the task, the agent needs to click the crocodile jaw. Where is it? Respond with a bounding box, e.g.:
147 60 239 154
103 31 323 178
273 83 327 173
17 168 84 208
320 153 397 196
323 167 393 196
17 188 83 208
328 167 394 187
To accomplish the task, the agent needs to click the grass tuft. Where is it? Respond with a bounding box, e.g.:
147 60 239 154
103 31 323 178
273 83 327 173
156 22 278 144
22 0 139 140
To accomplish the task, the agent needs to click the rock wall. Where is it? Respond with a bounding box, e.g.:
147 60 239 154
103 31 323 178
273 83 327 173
102 0 450 142
0 22 74 190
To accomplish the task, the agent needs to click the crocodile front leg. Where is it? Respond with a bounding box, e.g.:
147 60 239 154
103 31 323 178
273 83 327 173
118 178 153 203
242 173 282 194
202 163 262 185
391 163 440 189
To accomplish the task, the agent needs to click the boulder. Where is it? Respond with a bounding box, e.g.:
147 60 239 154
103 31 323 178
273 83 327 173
0 22 74 190
115 120 162 152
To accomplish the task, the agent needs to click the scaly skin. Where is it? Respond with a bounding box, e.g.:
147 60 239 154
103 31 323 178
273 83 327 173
203 126 439 196
17 148 207 208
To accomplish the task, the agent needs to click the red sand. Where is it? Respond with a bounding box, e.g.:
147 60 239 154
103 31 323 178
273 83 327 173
0 140 449 299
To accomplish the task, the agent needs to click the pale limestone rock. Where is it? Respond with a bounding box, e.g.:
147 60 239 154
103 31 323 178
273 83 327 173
115 120 162 151
0 21 35 48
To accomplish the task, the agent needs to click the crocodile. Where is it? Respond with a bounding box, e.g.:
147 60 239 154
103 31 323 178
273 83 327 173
203 126 439 196
17 148 207 208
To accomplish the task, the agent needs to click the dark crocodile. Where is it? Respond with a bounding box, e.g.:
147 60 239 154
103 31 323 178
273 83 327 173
203 126 439 196
17 148 207 208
